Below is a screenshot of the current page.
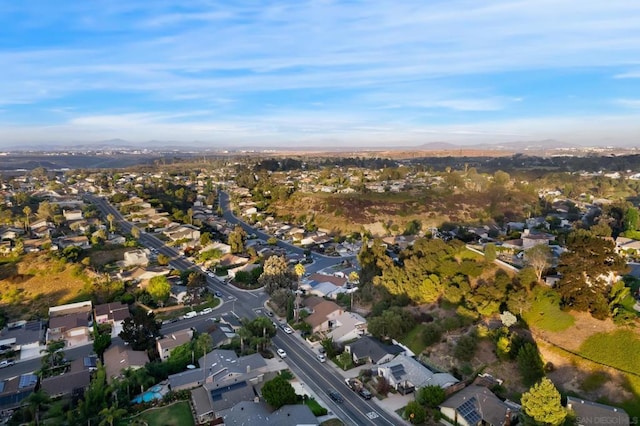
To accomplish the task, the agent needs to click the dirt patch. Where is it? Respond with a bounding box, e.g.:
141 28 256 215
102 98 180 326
539 341 633 404
534 311 626 352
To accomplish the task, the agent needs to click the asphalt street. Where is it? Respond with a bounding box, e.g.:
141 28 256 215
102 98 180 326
0 193 402 424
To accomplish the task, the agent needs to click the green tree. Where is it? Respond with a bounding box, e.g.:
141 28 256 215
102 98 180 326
624 206 639 233
98 406 128 426
119 307 161 351
520 377 567 426
200 232 212 246
367 307 415 340
259 255 296 294
228 225 246 254
517 343 544 386
525 245 552 282
147 275 171 304
27 389 50 426
261 375 297 409
131 226 141 239
106 213 115 232
404 400 426 424
557 230 628 319
93 332 112 361
484 243 497 262
157 253 170 266
416 385 446 408
23 205 32 230
40 340 66 377
454 331 478 361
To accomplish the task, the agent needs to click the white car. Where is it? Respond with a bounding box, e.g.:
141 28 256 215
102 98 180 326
317 354 326 363
283 326 294 334
200 307 213 315
183 311 197 319
277 348 287 358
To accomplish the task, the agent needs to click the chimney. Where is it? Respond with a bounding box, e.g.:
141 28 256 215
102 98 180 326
504 408 511 426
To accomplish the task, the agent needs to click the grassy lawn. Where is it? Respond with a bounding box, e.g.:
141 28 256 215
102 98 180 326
578 330 640 416
522 289 575 332
304 398 328 416
401 324 428 355
123 401 194 426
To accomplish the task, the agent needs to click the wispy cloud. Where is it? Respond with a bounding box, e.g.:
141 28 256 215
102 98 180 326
1 0 640 145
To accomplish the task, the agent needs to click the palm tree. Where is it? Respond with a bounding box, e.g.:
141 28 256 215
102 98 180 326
98 406 127 426
294 264 305 321
106 213 115 232
23 205 32 231
27 389 50 426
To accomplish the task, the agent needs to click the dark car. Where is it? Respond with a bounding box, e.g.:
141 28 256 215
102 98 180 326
358 388 373 400
328 390 343 403
214 291 223 297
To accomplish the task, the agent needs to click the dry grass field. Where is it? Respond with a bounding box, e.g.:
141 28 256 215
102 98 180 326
0 254 92 319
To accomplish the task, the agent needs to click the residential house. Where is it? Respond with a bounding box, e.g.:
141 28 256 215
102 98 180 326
439 385 518 426
378 355 458 395
615 236 640 254
157 329 193 361
191 386 216 424
302 273 351 299
208 323 236 348
521 229 555 249
303 298 344 334
123 248 150 267
0 320 44 360
345 336 405 365
566 396 629 426
57 235 90 249
326 311 367 343
63 209 83 221
94 302 130 337
170 349 269 392
41 357 92 399
0 374 38 410
163 224 201 242
220 314 243 331
47 301 93 347
103 343 149 383
219 400 319 426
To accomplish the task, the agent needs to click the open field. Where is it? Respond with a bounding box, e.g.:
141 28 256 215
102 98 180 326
0 254 91 318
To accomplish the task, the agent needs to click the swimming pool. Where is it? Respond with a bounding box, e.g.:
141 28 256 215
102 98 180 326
131 384 164 404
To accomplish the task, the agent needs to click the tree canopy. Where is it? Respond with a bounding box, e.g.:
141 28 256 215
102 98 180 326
147 275 171 303
556 230 628 319
521 377 567 426
118 307 161 352
259 255 296 295
261 375 297 409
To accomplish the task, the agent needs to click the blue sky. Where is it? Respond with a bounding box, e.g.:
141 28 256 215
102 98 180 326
1 0 640 148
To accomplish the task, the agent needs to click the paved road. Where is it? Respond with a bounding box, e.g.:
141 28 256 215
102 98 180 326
79 193 402 425
219 191 356 274
272 330 398 426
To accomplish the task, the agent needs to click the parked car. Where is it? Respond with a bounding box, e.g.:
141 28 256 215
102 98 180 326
277 348 287 358
317 354 326 363
0 360 15 368
200 307 213 315
283 326 293 334
182 311 197 319
265 310 274 317
328 389 343 403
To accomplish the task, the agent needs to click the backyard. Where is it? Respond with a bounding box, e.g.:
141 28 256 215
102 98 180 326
120 401 194 426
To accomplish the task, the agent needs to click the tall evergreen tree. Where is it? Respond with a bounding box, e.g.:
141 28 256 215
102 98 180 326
521 378 567 426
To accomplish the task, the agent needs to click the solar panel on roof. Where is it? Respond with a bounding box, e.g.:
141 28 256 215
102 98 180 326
458 398 481 425
19 374 38 389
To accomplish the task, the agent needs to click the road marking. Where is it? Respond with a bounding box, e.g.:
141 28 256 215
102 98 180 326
275 336 395 426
